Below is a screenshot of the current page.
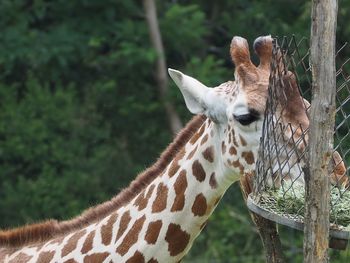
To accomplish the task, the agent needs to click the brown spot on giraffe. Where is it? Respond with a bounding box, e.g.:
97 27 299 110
152 183 169 213
186 145 198 160
171 170 187 212
168 162 180 178
134 190 147 211
145 220 162 244
126 250 145 263
192 160 206 182
209 172 218 189
83 252 109 263
9 252 32 263
192 193 208 216
64 259 78 263
189 124 205 144
148 258 159 263
81 230 95 254
168 148 185 178
242 151 255 165
239 135 247 146
48 236 65 246
177 148 186 159
134 185 155 211
165 223 190 256
37 251 55 263
61 229 86 257
200 134 209 145
231 159 245 173
230 129 239 147
146 184 155 197
202 146 214 163
116 211 131 240
229 146 237 155
101 212 118 246
116 215 146 256
221 141 227 154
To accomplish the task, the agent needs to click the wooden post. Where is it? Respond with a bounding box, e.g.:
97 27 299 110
303 0 338 262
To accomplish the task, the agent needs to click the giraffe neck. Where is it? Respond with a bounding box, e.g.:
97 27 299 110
2 119 259 263
110 118 257 262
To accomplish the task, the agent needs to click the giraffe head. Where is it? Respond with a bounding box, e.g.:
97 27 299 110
169 36 274 178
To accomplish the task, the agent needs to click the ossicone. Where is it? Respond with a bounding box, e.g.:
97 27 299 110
230 36 257 85
253 35 273 71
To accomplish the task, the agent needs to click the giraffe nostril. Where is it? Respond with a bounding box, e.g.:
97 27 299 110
233 109 260 126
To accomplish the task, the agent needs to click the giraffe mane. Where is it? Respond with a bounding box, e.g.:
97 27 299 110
0 115 206 248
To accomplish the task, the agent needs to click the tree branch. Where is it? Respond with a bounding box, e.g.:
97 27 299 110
142 0 183 134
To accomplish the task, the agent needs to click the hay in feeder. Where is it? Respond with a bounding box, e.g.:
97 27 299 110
265 181 350 227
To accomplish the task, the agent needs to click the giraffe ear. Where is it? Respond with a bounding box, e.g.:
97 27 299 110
168 68 210 114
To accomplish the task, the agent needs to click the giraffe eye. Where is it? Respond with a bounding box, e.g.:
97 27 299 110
233 109 260 126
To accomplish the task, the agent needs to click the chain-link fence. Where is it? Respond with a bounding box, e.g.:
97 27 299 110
247 36 350 244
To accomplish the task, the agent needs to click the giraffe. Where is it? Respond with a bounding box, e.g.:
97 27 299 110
0 35 320 263
266 71 348 188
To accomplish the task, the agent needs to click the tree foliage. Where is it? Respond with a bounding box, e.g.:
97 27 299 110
1 0 350 262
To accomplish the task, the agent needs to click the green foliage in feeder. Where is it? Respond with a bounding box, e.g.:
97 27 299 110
266 181 350 227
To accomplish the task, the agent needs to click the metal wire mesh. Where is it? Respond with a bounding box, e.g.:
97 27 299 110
249 36 350 233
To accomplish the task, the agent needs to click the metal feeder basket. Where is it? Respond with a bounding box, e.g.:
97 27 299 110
247 36 350 250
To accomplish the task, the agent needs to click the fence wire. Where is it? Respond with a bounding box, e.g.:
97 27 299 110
251 36 350 230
